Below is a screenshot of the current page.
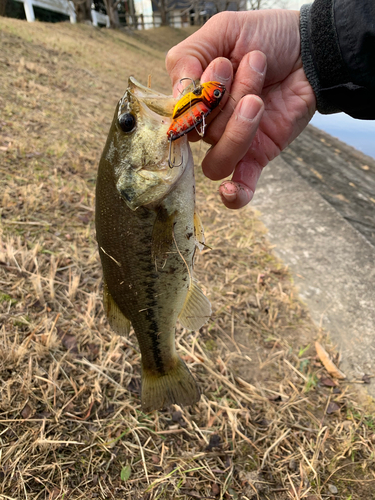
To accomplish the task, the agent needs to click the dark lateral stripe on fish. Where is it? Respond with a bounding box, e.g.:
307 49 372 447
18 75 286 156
144 282 165 375
148 319 165 374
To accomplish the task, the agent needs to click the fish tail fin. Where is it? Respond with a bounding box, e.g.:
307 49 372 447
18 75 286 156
141 357 200 412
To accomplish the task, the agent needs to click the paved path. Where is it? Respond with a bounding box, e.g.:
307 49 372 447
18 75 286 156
252 125 375 397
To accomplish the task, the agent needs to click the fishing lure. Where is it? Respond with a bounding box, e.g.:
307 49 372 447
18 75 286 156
168 100 211 142
171 80 226 119
167 80 226 168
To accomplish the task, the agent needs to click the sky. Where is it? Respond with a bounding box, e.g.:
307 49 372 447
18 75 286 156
310 113 375 159
285 0 306 9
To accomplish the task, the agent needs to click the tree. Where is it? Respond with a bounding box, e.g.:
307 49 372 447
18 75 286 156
151 0 173 26
71 0 92 22
0 0 8 17
103 0 121 27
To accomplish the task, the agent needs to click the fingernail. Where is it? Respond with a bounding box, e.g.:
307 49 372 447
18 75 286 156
238 96 263 121
221 190 237 203
220 181 238 202
220 181 254 206
213 59 232 82
249 51 266 74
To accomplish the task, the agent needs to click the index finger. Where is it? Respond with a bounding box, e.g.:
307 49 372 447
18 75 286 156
166 15 232 96
166 54 205 97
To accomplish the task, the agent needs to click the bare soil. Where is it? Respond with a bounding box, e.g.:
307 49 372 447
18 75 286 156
0 18 374 500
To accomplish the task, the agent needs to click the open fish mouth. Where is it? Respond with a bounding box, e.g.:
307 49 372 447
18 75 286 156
113 77 190 210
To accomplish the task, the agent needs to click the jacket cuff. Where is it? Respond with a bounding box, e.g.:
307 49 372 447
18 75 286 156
300 2 341 114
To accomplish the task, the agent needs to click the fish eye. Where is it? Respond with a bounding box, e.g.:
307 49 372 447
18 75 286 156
118 113 136 133
213 89 222 98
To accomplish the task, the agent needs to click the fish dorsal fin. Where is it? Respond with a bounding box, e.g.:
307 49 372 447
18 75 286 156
178 280 211 331
151 207 177 262
194 210 205 251
103 280 131 335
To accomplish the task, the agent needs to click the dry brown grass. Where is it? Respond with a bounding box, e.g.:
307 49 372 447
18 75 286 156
1 18 375 500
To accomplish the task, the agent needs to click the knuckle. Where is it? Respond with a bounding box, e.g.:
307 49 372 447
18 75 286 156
165 47 178 70
225 127 249 149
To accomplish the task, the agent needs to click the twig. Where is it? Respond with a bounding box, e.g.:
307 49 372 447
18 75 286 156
261 429 291 469
133 430 149 484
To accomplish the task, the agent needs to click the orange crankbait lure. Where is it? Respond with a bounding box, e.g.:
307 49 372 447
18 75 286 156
167 81 226 142
171 81 226 120
167 80 226 168
168 101 211 142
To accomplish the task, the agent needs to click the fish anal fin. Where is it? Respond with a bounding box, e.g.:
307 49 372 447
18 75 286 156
103 280 131 335
178 280 211 331
151 207 177 261
141 356 200 411
194 210 205 251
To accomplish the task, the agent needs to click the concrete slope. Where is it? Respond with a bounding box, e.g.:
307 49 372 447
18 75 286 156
252 155 375 396
281 125 375 246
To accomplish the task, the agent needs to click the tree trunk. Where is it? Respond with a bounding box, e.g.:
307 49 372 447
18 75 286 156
194 0 199 25
103 0 120 27
159 0 168 26
73 0 92 22
0 0 8 17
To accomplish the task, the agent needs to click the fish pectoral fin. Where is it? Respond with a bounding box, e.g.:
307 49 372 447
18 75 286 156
103 280 131 336
194 209 205 251
151 207 177 261
141 356 200 412
178 280 212 331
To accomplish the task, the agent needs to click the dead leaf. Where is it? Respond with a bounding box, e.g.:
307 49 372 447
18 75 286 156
59 332 79 356
164 462 177 474
362 374 372 384
206 434 221 451
49 487 60 500
315 342 346 379
326 401 341 414
21 403 34 419
320 377 337 387
211 483 220 496
171 410 183 423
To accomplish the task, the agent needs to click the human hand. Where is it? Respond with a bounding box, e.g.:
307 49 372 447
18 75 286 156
166 10 316 208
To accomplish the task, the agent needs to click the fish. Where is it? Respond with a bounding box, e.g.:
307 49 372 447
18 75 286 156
95 76 212 412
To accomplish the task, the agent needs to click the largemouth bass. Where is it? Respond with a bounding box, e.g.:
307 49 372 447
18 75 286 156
95 77 211 412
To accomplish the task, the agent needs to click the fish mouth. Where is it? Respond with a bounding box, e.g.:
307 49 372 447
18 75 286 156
115 77 190 211
117 137 190 211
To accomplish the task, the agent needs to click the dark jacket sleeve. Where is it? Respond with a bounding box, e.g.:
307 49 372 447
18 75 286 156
300 0 375 119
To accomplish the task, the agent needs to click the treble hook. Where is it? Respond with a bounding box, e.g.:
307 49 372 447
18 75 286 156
179 77 197 90
168 138 183 168
197 112 206 138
